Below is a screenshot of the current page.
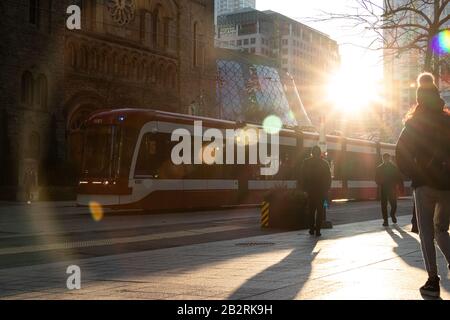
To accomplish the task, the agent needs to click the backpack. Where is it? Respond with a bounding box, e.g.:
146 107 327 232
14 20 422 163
426 114 450 190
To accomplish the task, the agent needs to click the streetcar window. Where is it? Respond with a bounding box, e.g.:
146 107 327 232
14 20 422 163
135 133 185 179
275 145 296 180
135 133 161 177
344 152 377 180
326 150 343 180
117 127 139 179
199 142 224 179
82 126 114 178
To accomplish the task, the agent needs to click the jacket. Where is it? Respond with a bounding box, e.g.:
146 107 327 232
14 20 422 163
396 112 450 190
375 162 402 190
301 156 332 197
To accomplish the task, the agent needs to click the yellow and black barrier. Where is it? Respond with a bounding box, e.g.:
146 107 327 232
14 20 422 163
261 201 270 228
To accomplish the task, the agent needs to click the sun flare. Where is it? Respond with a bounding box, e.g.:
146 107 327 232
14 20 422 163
326 67 382 116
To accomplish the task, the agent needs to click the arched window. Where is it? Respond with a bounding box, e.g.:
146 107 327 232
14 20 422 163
79 45 89 71
163 18 170 49
91 49 99 72
166 64 175 87
139 60 146 82
87 0 96 30
131 58 138 80
28 132 41 159
122 55 129 78
112 52 119 75
67 43 77 69
151 61 157 83
152 6 160 48
193 22 198 67
36 74 48 110
170 65 177 88
140 11 146 42
99 50 107 74
158 63 165 86
21 71 33 106
102 50 110 74
145 64 151 83
29 0 40 26
47 0 52 33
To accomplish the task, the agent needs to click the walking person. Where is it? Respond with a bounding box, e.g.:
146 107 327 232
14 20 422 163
375 153 402 227
396 72 450 298
411 203 419 234
301 146 332 237
23 168 36 205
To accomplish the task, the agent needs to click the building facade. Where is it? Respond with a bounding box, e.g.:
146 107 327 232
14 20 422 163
214 0 255 25
216 9 340 127
0 0 215 199
215 48 313 129
216 9 276 57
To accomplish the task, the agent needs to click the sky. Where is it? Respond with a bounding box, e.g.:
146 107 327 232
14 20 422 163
256 0 384 82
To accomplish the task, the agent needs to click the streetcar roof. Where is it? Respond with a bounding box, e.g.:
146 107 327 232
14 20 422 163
84 108 300 137
84 108 396 147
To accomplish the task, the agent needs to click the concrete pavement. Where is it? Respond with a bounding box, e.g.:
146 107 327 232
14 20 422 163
1 215 449 300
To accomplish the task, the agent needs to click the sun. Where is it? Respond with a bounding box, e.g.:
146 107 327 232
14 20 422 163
326 67 381 116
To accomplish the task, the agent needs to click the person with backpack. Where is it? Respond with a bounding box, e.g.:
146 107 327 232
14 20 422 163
396 72 450 298
376 153 403 227
301 146 332 237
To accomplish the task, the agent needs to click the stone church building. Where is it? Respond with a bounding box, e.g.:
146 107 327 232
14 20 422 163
0 0 215 200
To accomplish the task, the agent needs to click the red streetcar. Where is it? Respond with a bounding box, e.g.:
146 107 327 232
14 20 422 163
77 109 410 210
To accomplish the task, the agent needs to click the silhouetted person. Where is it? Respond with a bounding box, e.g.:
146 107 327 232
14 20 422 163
396 72 450 298
376 153 402 227
411 203 418 234
23 169 36 204
301 146 332 237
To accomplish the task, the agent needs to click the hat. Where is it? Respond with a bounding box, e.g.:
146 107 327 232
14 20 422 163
417 73 436 89
417 86 445 112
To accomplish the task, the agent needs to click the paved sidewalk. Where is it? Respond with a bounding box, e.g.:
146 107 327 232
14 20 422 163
0 216 449 300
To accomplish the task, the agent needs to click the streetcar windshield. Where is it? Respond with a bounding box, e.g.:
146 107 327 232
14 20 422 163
81 125 138 180
82 126 116 179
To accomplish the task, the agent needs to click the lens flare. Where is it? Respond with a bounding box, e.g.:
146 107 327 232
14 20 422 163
263 115 283 135
89 201 104 222
235 127 259 146
432 30 450 55
288 111 296 121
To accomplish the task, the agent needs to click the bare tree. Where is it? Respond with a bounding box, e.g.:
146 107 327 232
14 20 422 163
315 0 449 82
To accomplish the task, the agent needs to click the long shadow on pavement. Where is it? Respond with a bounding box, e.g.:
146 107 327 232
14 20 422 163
0 225 383 299
0 202 417 299
228 239 320 300
387 225 450 300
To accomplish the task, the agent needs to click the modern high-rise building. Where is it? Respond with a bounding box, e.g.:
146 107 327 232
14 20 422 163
216 9 340 127
214 0 256 25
